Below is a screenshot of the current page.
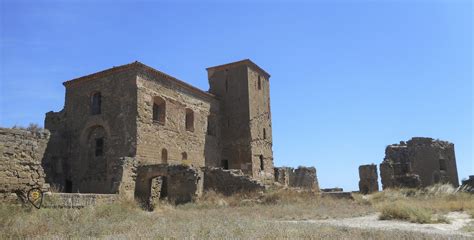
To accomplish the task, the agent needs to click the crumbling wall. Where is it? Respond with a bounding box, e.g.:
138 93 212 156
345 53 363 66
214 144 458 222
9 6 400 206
202 167 265 196
135 164 202 207
0 128 50 201
274 166 319 190
462 176 474 192
380 137 458 189
110 157 137 198
358 164 379 194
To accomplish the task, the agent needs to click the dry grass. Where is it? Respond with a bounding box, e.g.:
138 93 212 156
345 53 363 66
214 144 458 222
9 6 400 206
369 184 474 224
1 186 472 239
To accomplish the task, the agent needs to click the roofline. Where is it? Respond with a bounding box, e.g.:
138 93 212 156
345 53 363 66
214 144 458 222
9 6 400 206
206 59 271 78
62 61 216 100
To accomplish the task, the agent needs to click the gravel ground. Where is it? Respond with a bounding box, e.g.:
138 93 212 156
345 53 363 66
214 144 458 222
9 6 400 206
281 212 474 238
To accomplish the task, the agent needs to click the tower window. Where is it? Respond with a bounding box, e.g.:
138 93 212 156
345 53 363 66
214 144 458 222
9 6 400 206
153 96 166 124
222 159 229 170
263 128 266 139
439 159 447 171
259 155 264 171
95 138 104 157
182 152 188 161
258 76 261 90
185 109 194 132
91 92 102 115
161 148 168 163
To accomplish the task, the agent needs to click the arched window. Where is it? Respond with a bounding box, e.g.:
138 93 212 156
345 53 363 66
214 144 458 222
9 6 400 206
91 92 102 115
263 128 266 139
185 108 194 132
258 76 261 90
153 96 166 125
181 152 187 161
161 148 168 164
259 155 264 171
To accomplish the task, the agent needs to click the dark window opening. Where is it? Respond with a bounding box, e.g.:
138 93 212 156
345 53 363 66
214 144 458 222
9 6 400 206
159 177 168 200
258 76 261 90
95 138 104 157
259 155 264 171
439 159 447 171
65 180 72 193
91 92 102 115
153 97 166 124
263 128 266 139
185 109 194 132
182 152 188 161
222 159 229 170
161 148 168 164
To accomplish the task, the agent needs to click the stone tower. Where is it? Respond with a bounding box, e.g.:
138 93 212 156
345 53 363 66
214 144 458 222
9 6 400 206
207 59 274 181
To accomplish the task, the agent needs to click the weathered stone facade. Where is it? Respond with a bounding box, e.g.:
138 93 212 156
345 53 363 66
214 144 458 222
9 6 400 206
0 128 50 201
44 60 274 194
202 167 265 196
274 167 319 190
380 137 459 189
358 164 379 194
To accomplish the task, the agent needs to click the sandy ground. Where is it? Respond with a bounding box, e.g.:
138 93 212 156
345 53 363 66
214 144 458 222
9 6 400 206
281 212 474 238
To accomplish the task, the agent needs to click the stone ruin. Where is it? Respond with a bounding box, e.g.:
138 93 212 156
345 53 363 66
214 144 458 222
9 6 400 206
358 164 379 194
274 167 319 191
462 176 474 192
380 137 459 189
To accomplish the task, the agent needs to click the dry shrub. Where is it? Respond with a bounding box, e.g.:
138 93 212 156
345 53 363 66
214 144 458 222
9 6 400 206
378 201 434 223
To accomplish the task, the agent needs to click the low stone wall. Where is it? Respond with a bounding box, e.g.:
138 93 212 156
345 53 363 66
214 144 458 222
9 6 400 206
202 167 265 196
0 128 50 201
42 193 118 208
274 166 319 190
358 164 379 194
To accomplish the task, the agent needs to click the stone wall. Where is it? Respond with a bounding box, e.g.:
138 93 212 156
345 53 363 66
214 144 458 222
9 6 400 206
135 164 202 207
380 137 459 189
358 164 379 194
135 70 221 168
274 166 319 190
0 128 50 201
202 167 265 196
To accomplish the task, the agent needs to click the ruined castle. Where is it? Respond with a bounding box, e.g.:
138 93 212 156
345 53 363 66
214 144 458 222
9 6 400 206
42 59 275 194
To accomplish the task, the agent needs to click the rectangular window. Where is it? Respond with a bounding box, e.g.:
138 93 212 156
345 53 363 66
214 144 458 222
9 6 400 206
95 138 104 157
222 159 229 170
439 159 447 171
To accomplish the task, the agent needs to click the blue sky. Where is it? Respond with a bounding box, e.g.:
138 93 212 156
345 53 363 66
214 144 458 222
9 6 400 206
1 0 472 191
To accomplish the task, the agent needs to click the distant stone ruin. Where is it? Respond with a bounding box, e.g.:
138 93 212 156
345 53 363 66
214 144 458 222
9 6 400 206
462 176 474 192
358 164 379 194
274 167 319 190
380 137 459 189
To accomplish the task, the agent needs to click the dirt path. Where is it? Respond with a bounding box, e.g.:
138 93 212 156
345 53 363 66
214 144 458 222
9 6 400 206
281 212 474 238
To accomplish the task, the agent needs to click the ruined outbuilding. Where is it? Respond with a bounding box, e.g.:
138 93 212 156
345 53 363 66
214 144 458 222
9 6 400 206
274 167 319 190
380 137 459 189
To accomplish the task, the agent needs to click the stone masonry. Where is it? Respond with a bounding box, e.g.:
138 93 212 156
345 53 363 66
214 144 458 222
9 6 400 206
380 137 459 189
274 167 319 190
0 128 50 201
43 60 274 194
358 164 379 194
